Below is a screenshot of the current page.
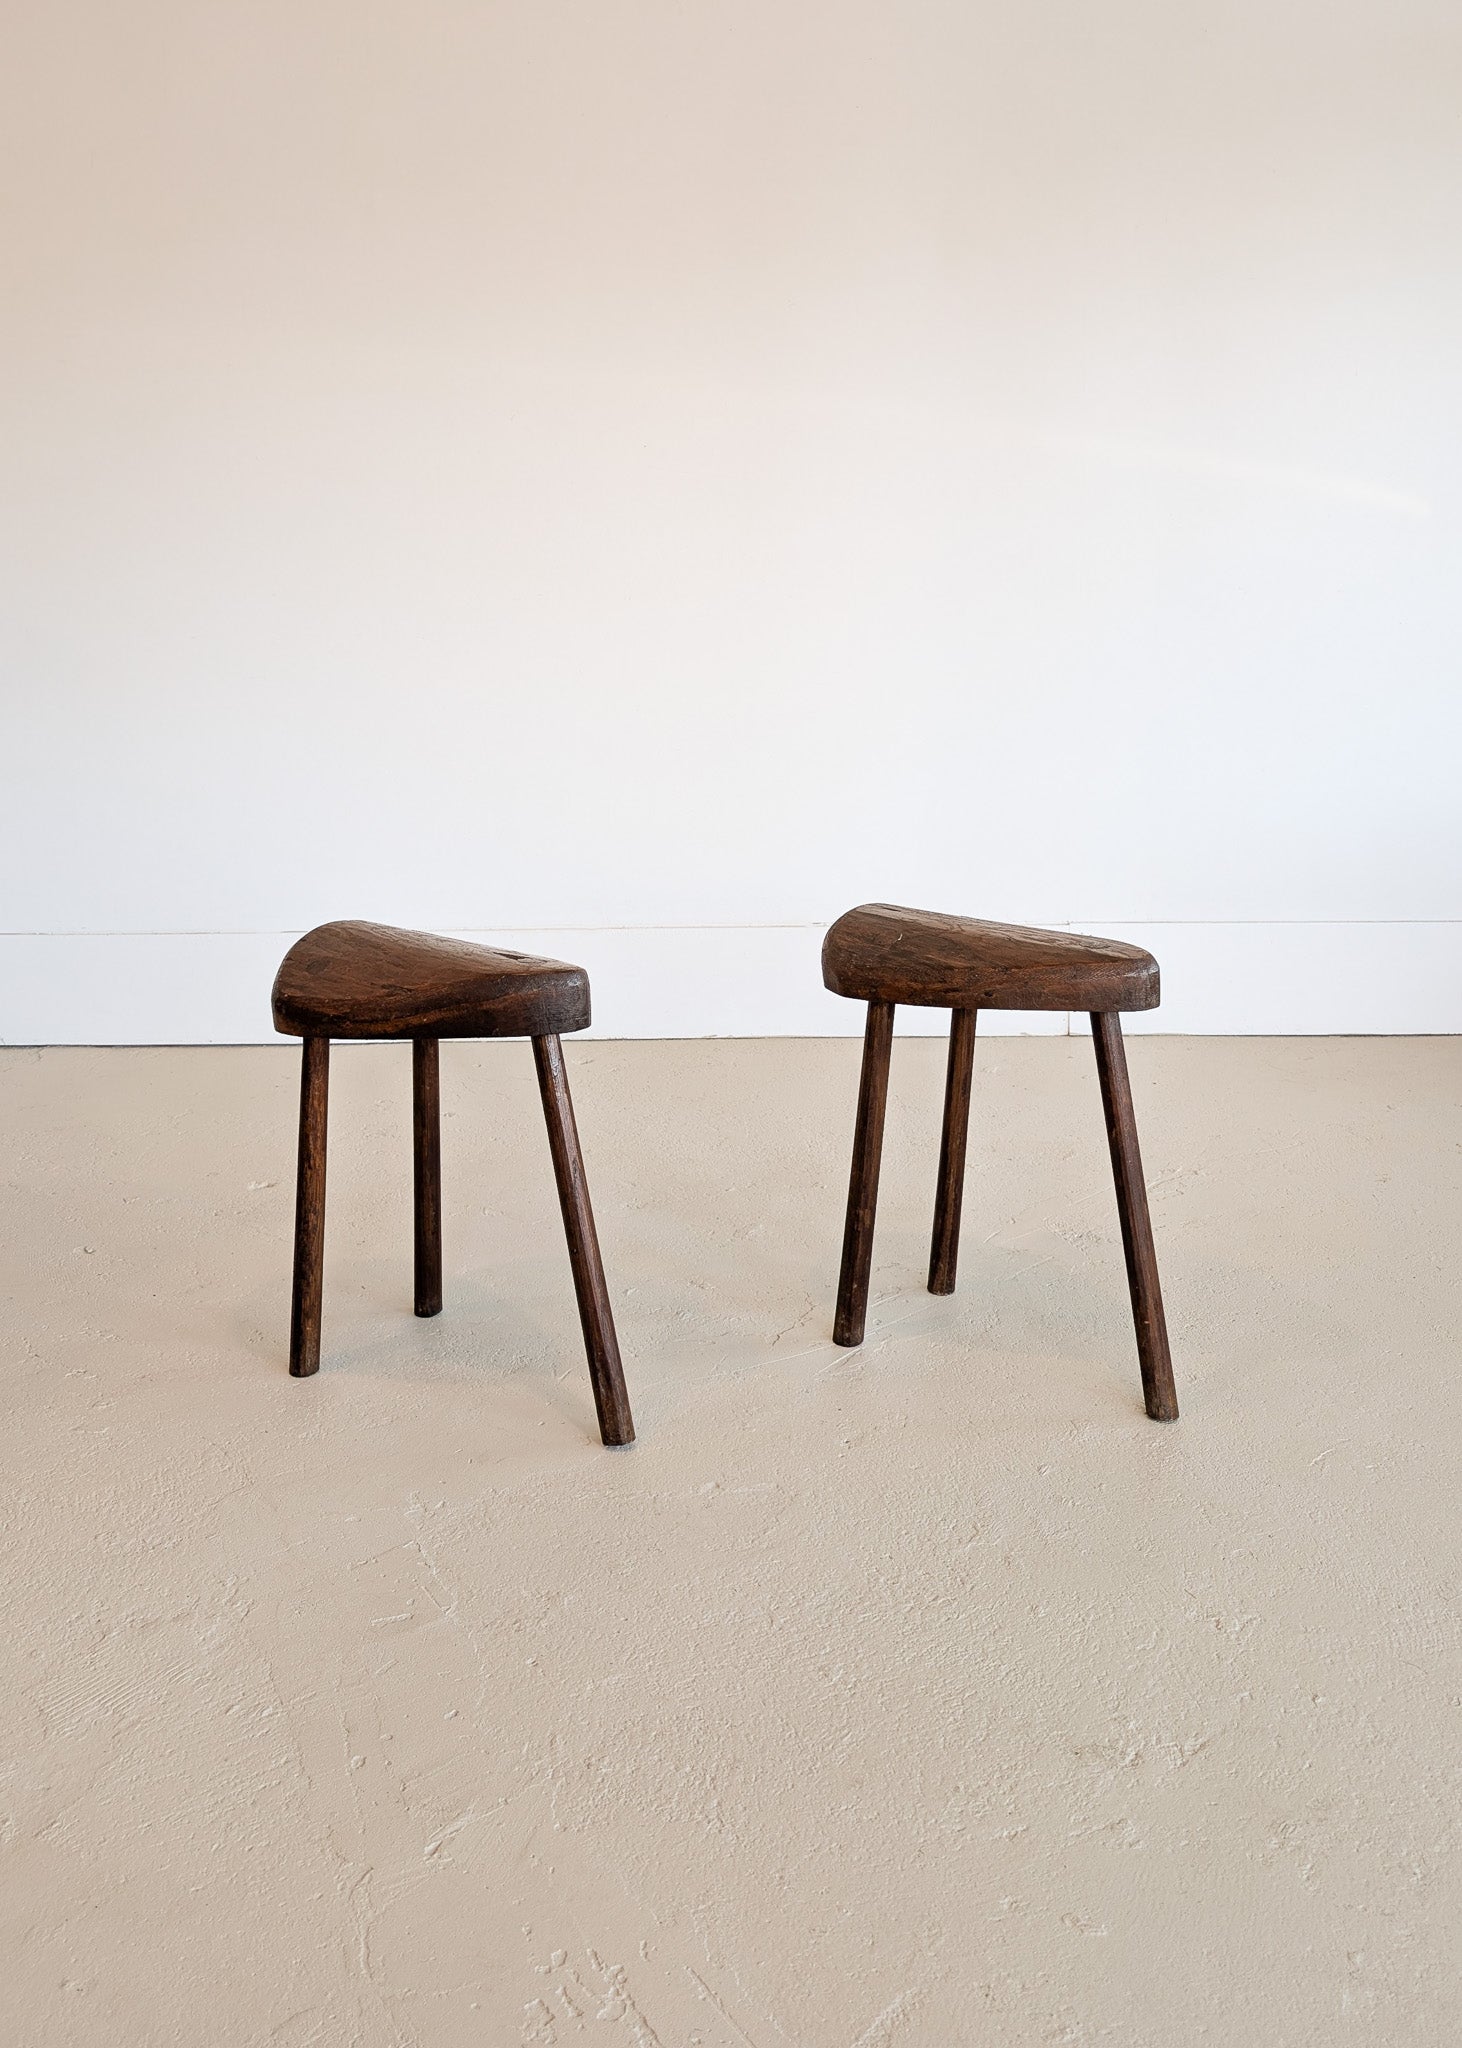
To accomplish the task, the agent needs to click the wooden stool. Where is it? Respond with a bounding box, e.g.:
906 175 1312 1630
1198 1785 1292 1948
271 921 634 1446
822 903 1178 1421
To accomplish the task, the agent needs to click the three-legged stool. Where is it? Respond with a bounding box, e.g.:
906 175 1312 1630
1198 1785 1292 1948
822 903 1178 1421
271 921 634 1445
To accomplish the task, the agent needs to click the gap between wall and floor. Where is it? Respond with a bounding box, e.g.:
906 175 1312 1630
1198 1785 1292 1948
3 922 1459 1043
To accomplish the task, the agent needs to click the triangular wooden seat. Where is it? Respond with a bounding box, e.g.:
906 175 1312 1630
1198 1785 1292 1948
822 903 1159 1013
272 921 590 1040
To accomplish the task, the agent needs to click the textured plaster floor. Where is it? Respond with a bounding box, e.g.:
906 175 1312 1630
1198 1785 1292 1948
3 1036 1461 2047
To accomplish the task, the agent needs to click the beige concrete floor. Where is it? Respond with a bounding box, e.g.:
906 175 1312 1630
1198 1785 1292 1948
3 1036 1461 2046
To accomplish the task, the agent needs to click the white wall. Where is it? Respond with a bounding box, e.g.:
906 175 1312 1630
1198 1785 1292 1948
3 1 1460 1041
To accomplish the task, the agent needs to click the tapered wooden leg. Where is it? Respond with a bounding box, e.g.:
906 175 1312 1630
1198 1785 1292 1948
1090 1012 1178 1421
413 1037 442 1318
532 1034 635 1446
928 1007 978 1295
833 1000 895 1347
288 1035 329 1377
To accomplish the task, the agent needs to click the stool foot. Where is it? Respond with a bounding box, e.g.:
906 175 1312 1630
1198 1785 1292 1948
288 1036 330 1377
413 1037 443 1317
928 1008 977 1295
1090 1012 1178 1421
834 1000 894 1346
533 1034 635 1446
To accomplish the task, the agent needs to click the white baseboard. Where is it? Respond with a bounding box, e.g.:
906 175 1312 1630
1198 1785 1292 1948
1 924 1457 1044
1082 922 1462 1036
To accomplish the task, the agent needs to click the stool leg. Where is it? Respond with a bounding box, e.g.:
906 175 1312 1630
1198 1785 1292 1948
532 1034 635 1446
288 1035 330 1377
928 1007 978 1295
834 999 895 1347
1090 1012 1178 1421
413 1037 443 1317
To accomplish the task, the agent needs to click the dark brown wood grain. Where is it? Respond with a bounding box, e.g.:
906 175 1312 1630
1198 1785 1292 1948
833 999 894 1347
273 922 590 1040
1091 1012 1179 1421
288 1035 329 1377
413 1037 442 1319
823 903 1159 1013
928 1007 977 1295
533 1034 635 1446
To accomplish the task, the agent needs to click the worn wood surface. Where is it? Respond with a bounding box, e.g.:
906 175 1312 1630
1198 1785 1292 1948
273 921 590 1040
833 999 895 1348
412 1037 442 1319
288 1036 329 1377
1091 1011 1179 1421
928 1007 977 1295
823 903 1159 1012
533 1034 636 1446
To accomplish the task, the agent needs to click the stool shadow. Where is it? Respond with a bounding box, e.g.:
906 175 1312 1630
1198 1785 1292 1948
233 1252 604 1429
